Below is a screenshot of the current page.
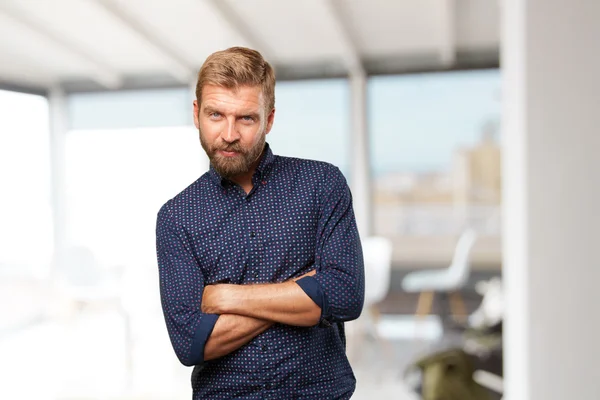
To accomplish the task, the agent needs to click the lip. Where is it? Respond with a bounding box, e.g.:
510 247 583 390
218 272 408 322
219 150 239 157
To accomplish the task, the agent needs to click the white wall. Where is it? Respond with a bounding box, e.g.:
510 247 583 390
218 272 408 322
502 1 600 399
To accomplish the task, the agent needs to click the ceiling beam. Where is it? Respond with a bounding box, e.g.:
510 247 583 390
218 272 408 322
0 79 49 97
0 2 122 89
204 0 275 61
439 0 457 66
0 48 55 90
55 49 499 94
92 0 195 84
321 0 364 76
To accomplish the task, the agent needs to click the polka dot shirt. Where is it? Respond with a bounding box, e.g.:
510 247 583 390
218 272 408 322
156 144 365 399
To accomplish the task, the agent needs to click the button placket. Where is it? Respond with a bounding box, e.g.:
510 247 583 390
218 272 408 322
246 199 262 282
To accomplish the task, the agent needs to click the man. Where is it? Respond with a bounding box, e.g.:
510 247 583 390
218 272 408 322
156 46 365 399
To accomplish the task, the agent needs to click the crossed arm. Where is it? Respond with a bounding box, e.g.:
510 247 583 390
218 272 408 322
157 166 364 366
202 271 319 360
156 204 327 366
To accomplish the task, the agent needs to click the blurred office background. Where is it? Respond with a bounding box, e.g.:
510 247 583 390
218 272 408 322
0 1 598 399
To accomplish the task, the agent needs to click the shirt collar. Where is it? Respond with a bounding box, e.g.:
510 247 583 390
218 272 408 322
208 142 275 187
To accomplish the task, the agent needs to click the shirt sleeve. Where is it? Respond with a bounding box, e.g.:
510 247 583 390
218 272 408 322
156 202 219 366
296 166 365 326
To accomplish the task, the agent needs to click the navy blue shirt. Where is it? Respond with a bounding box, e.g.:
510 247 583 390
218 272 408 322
156 144 365 399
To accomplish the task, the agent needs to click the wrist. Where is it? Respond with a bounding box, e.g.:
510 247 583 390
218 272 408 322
219 284 241 314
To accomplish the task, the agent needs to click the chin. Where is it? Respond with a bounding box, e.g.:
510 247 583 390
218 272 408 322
214 163 249 178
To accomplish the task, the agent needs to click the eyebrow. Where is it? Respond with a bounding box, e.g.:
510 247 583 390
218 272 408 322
203 105 261 119
202 105 221 115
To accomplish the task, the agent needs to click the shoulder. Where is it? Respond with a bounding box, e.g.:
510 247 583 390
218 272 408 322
157 173 212 224
272 155 349 206
273 155 345 183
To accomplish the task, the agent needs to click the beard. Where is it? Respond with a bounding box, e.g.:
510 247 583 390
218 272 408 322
199 128 266 179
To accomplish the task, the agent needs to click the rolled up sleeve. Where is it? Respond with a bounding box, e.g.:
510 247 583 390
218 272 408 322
156 202 219 366
297 166 365 325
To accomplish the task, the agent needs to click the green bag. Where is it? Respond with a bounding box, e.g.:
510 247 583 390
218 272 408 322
408 348 492 400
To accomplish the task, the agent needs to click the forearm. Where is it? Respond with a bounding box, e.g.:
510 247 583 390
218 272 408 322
220 281 321 327
204 314 273 361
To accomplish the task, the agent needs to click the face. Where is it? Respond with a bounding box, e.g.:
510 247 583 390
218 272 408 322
194 84 275 179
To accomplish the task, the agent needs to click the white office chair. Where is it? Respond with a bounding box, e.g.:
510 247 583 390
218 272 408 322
363 236 394 310
347 236 393 365
401 228 478 324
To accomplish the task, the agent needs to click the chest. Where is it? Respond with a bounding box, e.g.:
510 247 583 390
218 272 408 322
182 182 320 284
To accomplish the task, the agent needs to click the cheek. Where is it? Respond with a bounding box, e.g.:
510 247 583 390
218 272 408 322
238 124 264 143
199 120 222 139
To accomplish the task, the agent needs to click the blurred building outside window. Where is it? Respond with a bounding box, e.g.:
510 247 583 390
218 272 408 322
369 70 501 269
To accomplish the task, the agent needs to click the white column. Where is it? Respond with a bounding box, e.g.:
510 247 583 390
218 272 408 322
349 70 372 238
502 1 600 399
48 87 68 265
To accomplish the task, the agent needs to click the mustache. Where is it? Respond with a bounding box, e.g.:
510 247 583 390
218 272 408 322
214 142 244 153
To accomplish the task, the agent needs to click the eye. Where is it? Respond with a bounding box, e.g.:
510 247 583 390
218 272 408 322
241 115 255 122
210 112 221 118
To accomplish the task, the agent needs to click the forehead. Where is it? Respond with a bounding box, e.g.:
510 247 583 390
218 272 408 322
201 84 264 112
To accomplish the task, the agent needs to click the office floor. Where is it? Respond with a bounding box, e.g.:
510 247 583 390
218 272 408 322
0 308 443 400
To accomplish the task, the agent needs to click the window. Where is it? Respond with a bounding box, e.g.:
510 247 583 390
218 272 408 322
269 79 350 177
65 126 203 268
369 70 501 267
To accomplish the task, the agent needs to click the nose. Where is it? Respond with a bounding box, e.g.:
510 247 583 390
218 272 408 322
221 117 240 143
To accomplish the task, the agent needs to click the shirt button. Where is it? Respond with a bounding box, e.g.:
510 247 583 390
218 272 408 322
254 270 259 278
262 345 268 351
250 231 256 238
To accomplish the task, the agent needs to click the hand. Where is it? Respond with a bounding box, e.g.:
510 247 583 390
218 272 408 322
201 284 230 314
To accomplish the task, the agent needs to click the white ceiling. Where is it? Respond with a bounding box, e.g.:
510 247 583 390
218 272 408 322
0 0 499 93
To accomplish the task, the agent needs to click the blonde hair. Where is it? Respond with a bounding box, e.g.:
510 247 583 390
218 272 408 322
195 47 275 112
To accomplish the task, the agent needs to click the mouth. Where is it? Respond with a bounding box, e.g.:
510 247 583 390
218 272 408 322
219 150 240 157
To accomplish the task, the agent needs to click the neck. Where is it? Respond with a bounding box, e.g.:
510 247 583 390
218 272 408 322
230 171 254 194
229 154 263 194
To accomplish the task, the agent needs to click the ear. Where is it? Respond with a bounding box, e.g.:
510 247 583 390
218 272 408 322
265 108 275 135
193 100 200 129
